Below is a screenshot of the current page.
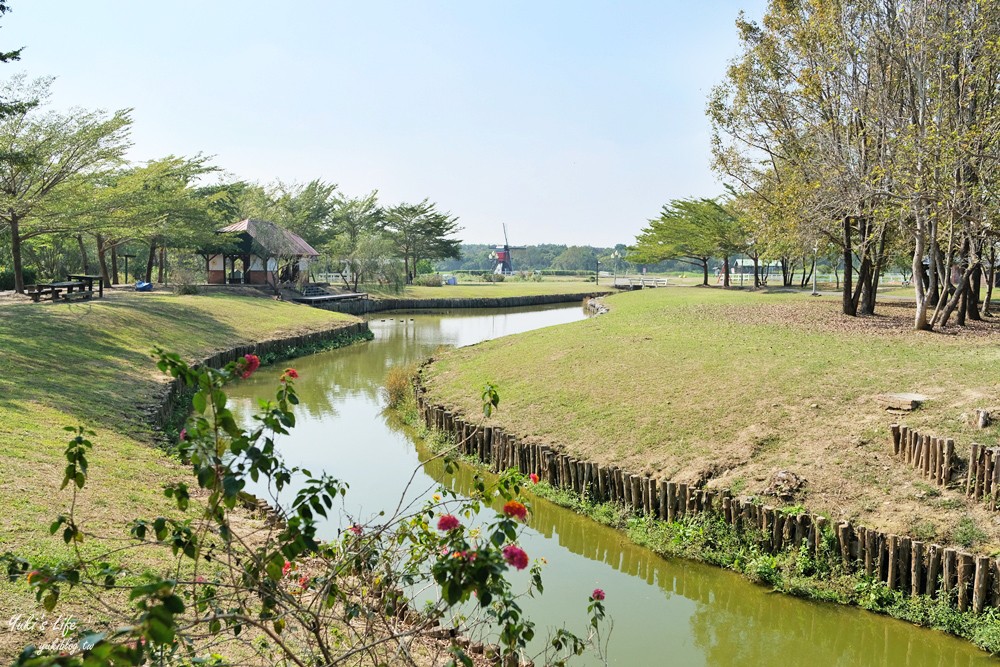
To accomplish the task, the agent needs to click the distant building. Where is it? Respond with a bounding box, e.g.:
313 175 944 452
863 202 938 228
202 219 319 286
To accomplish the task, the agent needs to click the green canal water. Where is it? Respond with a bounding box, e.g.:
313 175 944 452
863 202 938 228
227 304 998 666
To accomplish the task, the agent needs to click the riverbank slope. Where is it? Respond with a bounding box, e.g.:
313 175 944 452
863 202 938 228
0 292 361 656
421 287 1000 550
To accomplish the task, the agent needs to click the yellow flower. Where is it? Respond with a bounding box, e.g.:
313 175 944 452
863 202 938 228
432 493 442 502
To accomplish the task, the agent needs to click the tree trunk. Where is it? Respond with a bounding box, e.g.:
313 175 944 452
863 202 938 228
76 234 90 275
967 263 982 321
723 256 730 287
10 214 26 293
752 255 760 288
96 234 112 286
912 211 930 330
984 245 996 315
145 240 156 283
935 263 976 328
701 259 708 286
842 216 857 316
157 247 166 283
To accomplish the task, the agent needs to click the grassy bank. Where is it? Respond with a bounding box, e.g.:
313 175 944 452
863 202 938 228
422 287 1000 551
0 292 359 656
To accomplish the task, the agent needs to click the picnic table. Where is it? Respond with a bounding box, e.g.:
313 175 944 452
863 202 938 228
27 275 103 303
68 274 104 298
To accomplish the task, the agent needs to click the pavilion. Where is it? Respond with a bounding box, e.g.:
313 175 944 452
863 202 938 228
203 219 319 286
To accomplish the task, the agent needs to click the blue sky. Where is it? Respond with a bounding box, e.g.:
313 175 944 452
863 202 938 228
5 1 764 246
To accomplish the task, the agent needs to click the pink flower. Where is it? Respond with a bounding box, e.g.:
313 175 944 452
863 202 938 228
195 575 207 584
591 588 605 601
282 561 292 577
178 428 187 441
437 514 461 532
238 354 261 379
529 473 539 484
502 544 529 570
502 500 528 522
347 523 363 536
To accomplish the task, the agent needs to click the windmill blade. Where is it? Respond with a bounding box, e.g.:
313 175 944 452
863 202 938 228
503 223 510 249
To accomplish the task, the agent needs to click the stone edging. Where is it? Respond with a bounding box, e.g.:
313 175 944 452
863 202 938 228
310 292 611 315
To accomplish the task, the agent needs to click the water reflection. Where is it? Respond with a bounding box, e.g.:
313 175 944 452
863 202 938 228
227 305 998 666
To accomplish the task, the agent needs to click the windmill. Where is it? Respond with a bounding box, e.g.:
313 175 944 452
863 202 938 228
490 224 526 275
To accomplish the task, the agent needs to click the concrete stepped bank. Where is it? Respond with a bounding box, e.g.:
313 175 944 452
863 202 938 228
311 292 609 315
414 375 1000 616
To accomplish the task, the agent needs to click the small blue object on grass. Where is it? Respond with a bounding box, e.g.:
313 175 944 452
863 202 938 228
135 281 153 292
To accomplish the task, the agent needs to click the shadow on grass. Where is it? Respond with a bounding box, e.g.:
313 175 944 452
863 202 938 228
0 297 243 433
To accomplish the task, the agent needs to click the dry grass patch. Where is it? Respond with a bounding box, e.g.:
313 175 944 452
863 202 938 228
423 287 1000 551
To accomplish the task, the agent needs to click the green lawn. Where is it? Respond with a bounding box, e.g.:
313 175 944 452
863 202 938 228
423 287 1000 550
0 292 357 650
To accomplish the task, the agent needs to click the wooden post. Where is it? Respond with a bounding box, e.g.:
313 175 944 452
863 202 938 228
973 556 990 614
864 528 876 577
898 537 911 594
911 541 923 597
944 438 955 484
722 496 732 524
659 480 669 520
631 475 643 512
958 552 974 612
677 484 688 518
814 516 827 557
667 482 677 522
887 535 899 590
942 548 957 598
891 423 901 454
927 545 942 599
839 522 852 568
969 444 981 496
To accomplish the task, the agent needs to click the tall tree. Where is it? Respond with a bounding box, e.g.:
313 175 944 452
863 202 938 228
384 200 461 283
631 198 741 285
0 75 131 292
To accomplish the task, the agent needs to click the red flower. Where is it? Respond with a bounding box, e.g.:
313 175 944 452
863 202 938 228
26 570 41 584
238 354 261 379
298 575 310 589
282 561 292 577
502 544 529 570
591 588 605 601
529 473 539 484
284 368 299 379
502 500 528 522
437 514 461 531
348 524 363 536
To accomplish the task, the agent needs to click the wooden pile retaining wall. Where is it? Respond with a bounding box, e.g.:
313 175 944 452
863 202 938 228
890 424 955 487
312 293 609 316
966 443 1000 508
891 423 1000 510
417 390 1000 613
151 322 371 428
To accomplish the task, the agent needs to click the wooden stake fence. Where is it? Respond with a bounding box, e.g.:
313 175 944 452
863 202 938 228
416 402 1000 613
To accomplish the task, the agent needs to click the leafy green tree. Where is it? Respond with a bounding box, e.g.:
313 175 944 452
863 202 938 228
0 75 131 292
384 200 461 283
550 246 598 272
631 198 741 285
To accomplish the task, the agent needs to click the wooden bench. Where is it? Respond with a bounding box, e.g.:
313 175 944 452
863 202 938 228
26 285 61 302
60 291 93 302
